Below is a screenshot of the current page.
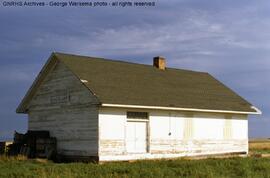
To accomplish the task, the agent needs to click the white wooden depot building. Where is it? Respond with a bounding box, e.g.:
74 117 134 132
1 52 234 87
16 53 261 162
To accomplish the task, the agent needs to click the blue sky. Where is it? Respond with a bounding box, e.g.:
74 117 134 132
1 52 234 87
0 0 269 140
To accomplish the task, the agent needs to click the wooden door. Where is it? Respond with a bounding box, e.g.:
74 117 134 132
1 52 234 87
126 121 147 153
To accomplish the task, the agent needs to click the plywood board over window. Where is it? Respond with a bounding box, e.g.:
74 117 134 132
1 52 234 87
224 115 232 140
183 114 194 140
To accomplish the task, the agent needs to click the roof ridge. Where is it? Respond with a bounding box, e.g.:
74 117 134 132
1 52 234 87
53 52 205 74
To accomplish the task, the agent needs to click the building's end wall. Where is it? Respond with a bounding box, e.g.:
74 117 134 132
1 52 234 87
28 61 99 157
98 107 248 161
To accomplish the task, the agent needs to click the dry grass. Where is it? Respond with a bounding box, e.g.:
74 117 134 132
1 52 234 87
0 141 269 177
0 155 27 161
249 139 270 154
1 156 270 178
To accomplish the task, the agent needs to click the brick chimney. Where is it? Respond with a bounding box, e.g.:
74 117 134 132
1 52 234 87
153 56 166 70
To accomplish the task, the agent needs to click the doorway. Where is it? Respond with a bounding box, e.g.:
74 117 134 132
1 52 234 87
126 121 147 153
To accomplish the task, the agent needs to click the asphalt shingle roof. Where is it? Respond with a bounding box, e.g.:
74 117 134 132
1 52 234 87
55 52 256 113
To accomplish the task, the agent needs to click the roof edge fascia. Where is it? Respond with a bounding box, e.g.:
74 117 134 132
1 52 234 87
101 103 262 115
16 53 58 113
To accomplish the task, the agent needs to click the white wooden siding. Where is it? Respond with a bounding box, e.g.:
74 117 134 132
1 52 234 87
150 113 185 140
28 61 99 156
232 118 248 139
151 114 172 140
193 118 224 140
98 108 126 155
99 107 248 161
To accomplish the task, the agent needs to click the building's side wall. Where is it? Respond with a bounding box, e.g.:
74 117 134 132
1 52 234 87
28 61 99 157
98 107 248 161
99 108 126 156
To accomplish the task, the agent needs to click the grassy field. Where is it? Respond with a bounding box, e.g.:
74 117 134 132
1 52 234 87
1 156 270 178
0 140 270 178
249 139 270 154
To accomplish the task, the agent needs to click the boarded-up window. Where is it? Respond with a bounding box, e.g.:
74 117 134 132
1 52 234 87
127 112 148 119
50 90 69 104
183 115 193 139
223 116 232 139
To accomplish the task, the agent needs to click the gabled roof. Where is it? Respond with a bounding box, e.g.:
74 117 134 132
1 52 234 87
17 52 261 114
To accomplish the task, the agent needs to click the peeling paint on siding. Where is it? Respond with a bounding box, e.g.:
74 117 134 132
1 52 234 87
28 62 99 156
99 107 248 161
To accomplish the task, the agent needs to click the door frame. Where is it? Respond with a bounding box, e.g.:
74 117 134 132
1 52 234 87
125 118 150 154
